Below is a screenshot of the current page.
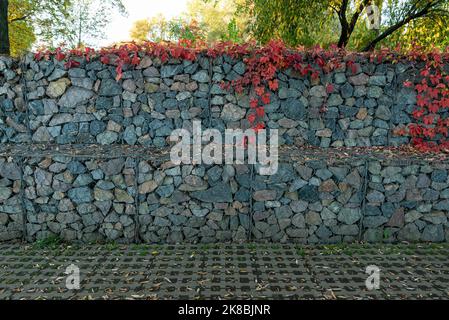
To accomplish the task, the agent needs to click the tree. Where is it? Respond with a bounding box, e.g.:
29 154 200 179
130 18 153 42
245 0 449 51
130 14 206 43
242 0 331 47
187 0 250 43
130 0 250 44
0 0 71 56
0 0 9 55
362 0 449 51
59 0 127 48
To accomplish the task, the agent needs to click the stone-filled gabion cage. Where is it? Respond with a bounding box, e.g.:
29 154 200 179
0 52 448 243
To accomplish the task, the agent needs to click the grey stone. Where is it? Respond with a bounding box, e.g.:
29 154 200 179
192 70 209 83
282 98 306 120
97 131 118 145
68 187 93 204
100 158 125 176
221 104 246 122
298 186 319 203
338 208 361 225
432 170 447 183
59 87 94 108
422 224 445 242
0 163 21 180
99 79 122 96
375 105 392 121
191 182 233 203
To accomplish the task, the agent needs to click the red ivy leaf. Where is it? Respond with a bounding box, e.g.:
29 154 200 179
64 60 80 69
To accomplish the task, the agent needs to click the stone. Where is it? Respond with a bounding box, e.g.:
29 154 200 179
316 129 332 138
375 105 392 121
139 181 158 194
115 189 134 203
289 179 307 192
405 211 423 223
431 170 447 183
422 224 445 242
305 212 322 225
349 73 369 86
97 131 118 145
33 127 52 142
298 186 319 203
387 208 405 228
0 163 21 180
345 169 362 188
356 108 368 120
192 70 209 83
156 185 174 198
253 190 277 202
100 158 125 176
309 86 326 98
0 187 12 202
99 79 122 96
49 113 73 126
340 83 354 98
316 225 332 239
34 168 52 185
337 208 361 225
48 68 67 81
122 79 136 92
68 187 93 204
363 216 388 228
290 201 308 213
327 94 343 107
47 79 69 98
319 180 338 193
233 62 246 75
367 190 385 203
191 182 233 203
282 98 306 120
398 223 421 242
124 126 137 145
176 91 191 101
59 87 94 108
66 161 85 175
422 212 447 225
161 64 183 78
138 56 153 69
221 104 246 122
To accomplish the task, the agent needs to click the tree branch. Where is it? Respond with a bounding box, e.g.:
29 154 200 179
362 1 442 51
9 14 31 23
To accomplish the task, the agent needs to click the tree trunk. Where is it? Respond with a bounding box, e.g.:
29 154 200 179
0 0 10 55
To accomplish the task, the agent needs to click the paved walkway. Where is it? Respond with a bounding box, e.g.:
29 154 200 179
0 243 448 300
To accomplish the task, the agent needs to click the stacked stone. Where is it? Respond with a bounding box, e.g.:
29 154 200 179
21 54 211 146
23 156 137 242
209 56 419 148
251 157 366 243
0 158 23 241
137 160 249 244
1 54 423 148
2 53 449 244
362 160 449 243
0 56 29 143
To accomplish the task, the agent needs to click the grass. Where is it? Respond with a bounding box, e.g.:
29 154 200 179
33 235 63 249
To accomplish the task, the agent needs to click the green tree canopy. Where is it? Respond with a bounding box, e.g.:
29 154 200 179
243 0 449 51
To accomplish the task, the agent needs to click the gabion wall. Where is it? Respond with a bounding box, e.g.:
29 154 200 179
1 54 448 243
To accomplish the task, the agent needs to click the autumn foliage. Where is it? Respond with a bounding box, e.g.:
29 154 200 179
33 40 449 153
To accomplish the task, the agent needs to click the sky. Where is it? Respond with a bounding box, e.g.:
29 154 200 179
100 0 190 46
